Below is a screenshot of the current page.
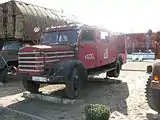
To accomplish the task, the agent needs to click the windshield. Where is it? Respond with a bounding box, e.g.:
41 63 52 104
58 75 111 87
2 42 22 51
40 29 79 44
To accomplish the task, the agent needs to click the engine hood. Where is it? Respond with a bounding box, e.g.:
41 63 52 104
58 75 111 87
19 44 73 52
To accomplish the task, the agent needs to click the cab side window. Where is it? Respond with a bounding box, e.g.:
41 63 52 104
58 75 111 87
81 30 94 43
100 31 109 41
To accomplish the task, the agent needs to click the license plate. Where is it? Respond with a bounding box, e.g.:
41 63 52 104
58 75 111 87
32 76 48 82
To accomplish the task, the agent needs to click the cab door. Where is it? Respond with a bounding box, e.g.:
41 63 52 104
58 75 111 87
77 30 97 69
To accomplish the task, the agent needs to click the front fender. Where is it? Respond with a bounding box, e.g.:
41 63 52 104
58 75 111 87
48 59 83 79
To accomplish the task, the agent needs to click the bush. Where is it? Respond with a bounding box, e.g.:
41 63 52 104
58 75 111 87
85 104 110 120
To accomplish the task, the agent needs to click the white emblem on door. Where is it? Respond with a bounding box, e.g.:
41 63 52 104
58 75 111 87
85 54 95 60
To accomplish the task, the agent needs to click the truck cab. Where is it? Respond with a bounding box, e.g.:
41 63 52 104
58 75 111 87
18 24 127 99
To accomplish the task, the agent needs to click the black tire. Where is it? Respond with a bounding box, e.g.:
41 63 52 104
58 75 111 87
0 67 9 83
145 76 160 112
65 66 81 99
147 65 152 73
107 60 121 78
22 79 40 93
78 65 88 88
0 66 17 83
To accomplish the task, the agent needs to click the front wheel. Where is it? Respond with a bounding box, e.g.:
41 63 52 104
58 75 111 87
0 66 17 83
65 67 81 99
145 77 160 112
0 67 8 83
107 60 121 78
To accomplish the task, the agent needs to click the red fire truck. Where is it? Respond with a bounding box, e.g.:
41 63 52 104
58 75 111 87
18 24 127 99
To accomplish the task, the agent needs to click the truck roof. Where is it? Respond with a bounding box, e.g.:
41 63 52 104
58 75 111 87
43 23 125 36
43 23 112 32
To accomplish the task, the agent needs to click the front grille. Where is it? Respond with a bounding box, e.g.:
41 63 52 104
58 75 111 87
18 52 44 72
18 50 75 72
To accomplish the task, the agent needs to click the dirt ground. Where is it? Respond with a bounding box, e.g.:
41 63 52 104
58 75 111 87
0 61 159 120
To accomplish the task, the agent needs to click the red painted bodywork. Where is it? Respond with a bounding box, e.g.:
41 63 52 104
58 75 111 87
77 28 127 69
18 25 127 75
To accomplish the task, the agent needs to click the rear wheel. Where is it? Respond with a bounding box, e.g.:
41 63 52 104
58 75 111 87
65 66 81 99
145 76 160 112
0 67 9 83
22 79 40 93
107 60 121 78
0 66 17 83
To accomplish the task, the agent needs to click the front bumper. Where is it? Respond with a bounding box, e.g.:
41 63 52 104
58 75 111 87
19 74 65 84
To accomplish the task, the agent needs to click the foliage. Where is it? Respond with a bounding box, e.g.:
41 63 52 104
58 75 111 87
85 104 110 120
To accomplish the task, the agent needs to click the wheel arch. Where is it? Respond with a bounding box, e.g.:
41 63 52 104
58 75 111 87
48 59 87 81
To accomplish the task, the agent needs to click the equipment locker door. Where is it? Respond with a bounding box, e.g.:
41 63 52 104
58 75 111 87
78 30 97 69
97 31 116 66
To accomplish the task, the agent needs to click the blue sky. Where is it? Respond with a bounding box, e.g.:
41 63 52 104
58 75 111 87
1 0 160 33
